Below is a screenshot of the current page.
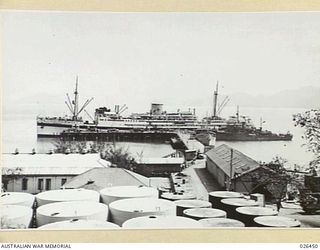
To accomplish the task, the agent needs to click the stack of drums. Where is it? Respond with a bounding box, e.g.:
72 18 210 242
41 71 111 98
174 199 212 216
161 192 196 201
254 216 301 228
220 198 258 219
38 219 119 229
1 192 35 207
208 191 243 209
36 189 100 206
36 201 109 227
100 186 158 205
1 205 33 229
183 208 226 220
122 215 202 229
199 218 245 228
236 207 278 227
109 198 176 226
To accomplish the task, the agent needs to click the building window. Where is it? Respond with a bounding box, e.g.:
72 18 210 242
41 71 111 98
45 179 51 190
38 179 44 190
22 178 28 191
61 178 67 186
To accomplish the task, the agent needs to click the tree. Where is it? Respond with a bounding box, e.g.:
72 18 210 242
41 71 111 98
100 143 137 170
1 167 24 192
237 156 291 201
53 140 138 170
293 109 320 171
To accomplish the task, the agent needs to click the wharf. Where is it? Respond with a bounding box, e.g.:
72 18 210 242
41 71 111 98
60 129 178 143
177 132 205 153
59 129 207 155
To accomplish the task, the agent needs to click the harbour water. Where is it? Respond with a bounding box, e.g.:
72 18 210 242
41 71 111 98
2 106 314 167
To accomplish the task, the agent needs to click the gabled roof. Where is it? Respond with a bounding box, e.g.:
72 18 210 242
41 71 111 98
63 167 149 191
205 144 260 178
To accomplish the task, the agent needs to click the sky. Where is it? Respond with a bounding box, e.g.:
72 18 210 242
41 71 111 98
2 11 320 117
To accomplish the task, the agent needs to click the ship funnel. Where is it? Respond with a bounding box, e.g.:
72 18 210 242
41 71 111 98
150 103 163 115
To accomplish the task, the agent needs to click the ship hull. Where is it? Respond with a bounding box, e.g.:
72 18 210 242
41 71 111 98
216 132 293 141
37 121 203 137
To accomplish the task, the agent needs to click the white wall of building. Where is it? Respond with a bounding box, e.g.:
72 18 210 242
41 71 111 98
4 175 75 194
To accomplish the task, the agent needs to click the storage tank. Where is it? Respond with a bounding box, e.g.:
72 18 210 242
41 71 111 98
253 216 301 228
1 192 35 208
220 198 258 219
36 201 108 227
122 215 202 229
1 205 33 229
109 198 176 226
100 186 158 205
199 218 245 228
236 206 278 227
174 199 212 216
161 192 197 201
208 191 243 209
183 208 226 220
38 219 119 229
36 189 100 207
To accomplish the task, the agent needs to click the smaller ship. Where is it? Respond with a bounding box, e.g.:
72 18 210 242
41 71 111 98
204 82 293 141
215 112 293 141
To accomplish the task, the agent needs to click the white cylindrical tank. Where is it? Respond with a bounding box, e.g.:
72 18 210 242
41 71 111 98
220 198 258 219
38 219 120 229
208 191 243 209
199 218 245 228
174 199 212 216
109 198 176 226
100 186 158 205
161 192 197 201
1 192 35 208
36 189 100 207
1 205 33 229
253 216 301 228
236 206 278 227
122 215 202 229
183 208 226 220
36 201 108 227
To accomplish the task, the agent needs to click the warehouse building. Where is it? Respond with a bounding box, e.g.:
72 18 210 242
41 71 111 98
1 153 108 194
205 144 273 194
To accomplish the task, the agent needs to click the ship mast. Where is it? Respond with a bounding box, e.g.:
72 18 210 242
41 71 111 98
65 76 94 121
213 81 219 118
236 105 240 123
73 76 79 120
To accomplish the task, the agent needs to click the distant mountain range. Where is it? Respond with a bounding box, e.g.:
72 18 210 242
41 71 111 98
182 86 320 109
227 86 320 109
3 85 320 117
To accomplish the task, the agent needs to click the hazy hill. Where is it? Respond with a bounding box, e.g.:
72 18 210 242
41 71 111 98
228 86 320 109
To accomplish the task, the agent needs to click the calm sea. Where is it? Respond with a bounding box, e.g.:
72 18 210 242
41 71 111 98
2 106 314 167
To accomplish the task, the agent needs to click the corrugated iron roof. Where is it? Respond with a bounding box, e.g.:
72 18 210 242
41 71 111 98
205 144 260 178
63 167 148 191
1 153 108 176
137 157 184 165
2 153 103 168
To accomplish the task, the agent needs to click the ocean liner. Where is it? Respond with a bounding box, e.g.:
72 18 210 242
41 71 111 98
37 81 219 137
